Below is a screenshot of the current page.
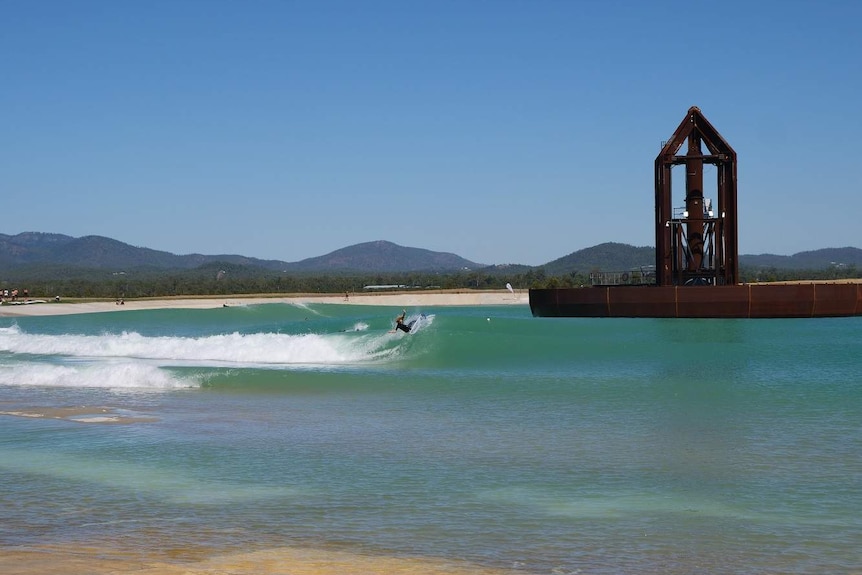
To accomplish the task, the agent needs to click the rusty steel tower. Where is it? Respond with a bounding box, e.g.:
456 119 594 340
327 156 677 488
655 106 738 287
529 105 862 318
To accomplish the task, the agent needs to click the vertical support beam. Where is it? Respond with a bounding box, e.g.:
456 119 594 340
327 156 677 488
685 132 705 271
655 160 673 286
725 159 739 283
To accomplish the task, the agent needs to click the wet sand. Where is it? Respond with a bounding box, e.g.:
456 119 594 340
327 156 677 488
0 544 533 575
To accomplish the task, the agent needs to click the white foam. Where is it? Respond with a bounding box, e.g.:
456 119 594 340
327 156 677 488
0 328 395 366
0 319 425 390
0 362 198 390
406 313 433 333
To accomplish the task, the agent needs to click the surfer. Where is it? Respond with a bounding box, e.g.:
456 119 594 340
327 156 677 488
394 310 413 333
394 310 410 333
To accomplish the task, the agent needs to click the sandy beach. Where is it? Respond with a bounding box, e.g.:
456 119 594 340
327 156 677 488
0 290 528 317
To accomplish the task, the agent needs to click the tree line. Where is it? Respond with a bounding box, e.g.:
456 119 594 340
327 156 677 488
3 263 858 300
5 267 569 300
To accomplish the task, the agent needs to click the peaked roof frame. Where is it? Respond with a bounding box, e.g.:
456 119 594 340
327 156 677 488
655 107 738 286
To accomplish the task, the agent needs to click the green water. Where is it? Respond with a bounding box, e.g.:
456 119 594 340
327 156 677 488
0 303 860 573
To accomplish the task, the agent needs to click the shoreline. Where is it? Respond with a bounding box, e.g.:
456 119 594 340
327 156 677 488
0 289 528 317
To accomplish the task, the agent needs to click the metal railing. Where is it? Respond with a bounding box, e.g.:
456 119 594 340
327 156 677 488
590 268 656 286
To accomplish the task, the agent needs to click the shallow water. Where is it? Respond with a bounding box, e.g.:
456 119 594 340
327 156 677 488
1 303 860 574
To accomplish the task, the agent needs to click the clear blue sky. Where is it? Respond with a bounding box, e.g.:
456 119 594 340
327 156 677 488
3 0 860 266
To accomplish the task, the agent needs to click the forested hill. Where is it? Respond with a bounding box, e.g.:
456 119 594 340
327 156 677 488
541 242 862 274
542 242 656 275
0 234 482 274
740 247 862 270
289 240 482 272
0 232 286 271
0 233 859 279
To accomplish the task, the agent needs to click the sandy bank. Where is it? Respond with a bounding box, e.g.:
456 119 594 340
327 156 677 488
0 290 528 317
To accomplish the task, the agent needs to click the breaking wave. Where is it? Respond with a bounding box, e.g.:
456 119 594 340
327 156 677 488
0 316 433 390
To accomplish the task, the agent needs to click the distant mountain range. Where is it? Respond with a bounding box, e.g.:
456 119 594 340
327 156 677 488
544 243 862 273
0 233 860 277
0 233 482 275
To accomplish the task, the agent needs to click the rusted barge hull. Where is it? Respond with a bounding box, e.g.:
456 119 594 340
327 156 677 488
529 284 862 318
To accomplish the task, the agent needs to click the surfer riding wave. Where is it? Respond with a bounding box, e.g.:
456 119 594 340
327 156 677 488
392 309 425 333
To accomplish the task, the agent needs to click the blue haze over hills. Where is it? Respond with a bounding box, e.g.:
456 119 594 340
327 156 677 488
0 232 860 276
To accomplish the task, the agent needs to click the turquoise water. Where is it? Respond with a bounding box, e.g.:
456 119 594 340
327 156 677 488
1 303 860 574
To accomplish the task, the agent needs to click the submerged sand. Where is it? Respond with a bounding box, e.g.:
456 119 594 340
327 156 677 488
0 290 527 318
0 544 534 575
0 405 159 424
